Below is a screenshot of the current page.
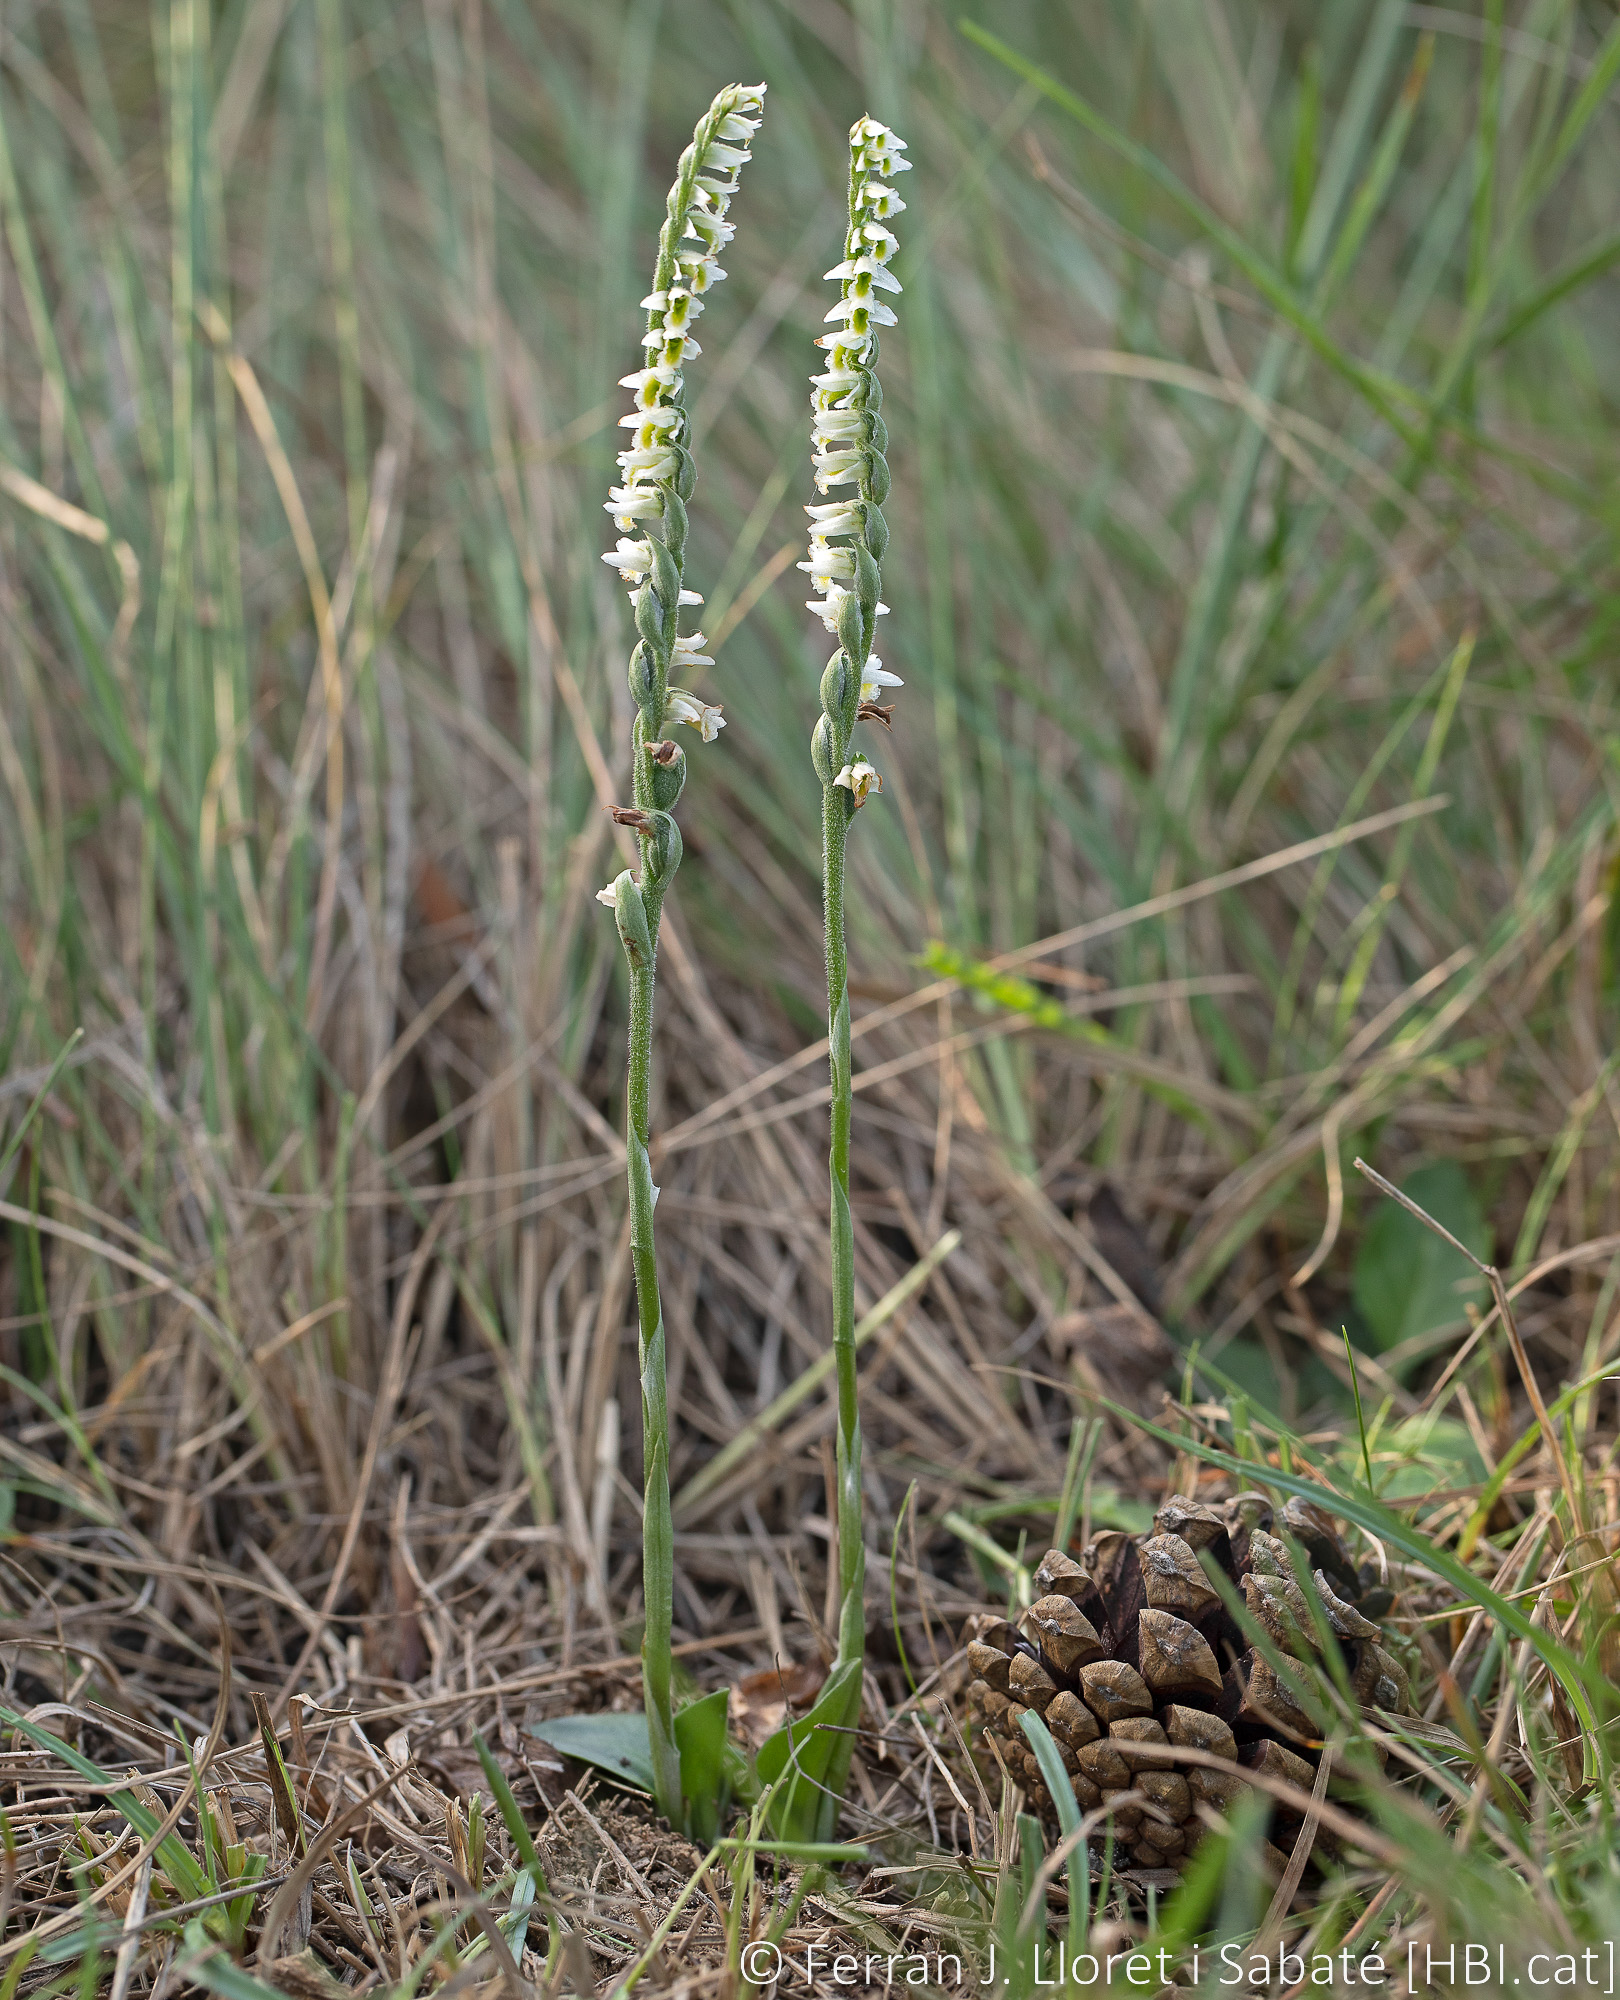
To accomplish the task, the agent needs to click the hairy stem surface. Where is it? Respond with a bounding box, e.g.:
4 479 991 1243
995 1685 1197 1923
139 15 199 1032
822 785 865 1727
625 913 678 1821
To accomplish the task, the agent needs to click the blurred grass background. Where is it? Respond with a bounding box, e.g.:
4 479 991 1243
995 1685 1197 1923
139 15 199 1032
1 0 1618 1718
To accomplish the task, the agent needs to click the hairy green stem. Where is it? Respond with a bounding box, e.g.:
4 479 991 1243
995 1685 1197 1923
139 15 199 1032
821 786 865 1687
630 706 675 1819
625 899 678 1822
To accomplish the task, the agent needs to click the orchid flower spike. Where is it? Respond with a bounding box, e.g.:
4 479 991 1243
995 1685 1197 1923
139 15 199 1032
601 83 765 747
804 116 907 799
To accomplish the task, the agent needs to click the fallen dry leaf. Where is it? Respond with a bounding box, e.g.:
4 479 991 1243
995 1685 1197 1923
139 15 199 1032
731 1659 826 1751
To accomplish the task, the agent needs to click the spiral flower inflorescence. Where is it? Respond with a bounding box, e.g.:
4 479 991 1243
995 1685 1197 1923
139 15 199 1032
802 117 908 804
602 83 766 804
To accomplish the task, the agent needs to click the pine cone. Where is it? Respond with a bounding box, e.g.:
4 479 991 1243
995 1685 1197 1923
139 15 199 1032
963 1492 1413 1875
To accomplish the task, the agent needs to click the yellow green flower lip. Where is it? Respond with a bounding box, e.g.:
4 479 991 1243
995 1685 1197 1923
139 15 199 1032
663 688 724 741
833 758 882 807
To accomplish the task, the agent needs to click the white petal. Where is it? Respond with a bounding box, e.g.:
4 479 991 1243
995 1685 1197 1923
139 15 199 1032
824 257 901 292
618 364 681 391
858 186 907 219
617 444 676 475
618 406 684 432
798 549 855 581
812 330 875 359
604 537 654 572
804 504 864 534
823 296 898 327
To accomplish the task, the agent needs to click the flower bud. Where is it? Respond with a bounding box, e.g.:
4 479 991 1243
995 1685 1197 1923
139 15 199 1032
643 811 683 889
608 871 654 971
810 711 841 786
646 738 687 811
634 586 669 663
836 586 866 664
627 640 658 709
605 86 768 811
820 649 855 721
853 542 881 621
660 486 689 560
649 540 682 618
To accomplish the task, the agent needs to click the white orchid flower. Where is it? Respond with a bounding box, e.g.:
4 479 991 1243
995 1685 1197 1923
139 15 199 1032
664 688 725 740
833 758 882 806
859 654 903 700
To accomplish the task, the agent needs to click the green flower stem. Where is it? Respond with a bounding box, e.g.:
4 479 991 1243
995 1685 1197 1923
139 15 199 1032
598 81 766 1834
625 891 678 1823
629 765 675 1824
821 785 865 1676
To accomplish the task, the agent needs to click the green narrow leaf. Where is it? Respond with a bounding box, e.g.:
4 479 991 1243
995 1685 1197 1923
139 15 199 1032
0 1028 82 1196
957 20 1427 442
890 1481 920 1700
250 1693 303 1856
177 1922 301 2000
471 1731 550 1962
1285 41 1320 276
672 1686 732 1844
716 1837 868 1861
0 1703 209 1902
757 1658 862 1845
1342 1326 1373 1490
1001 1811 1046 1989
1487 229 1620 354
0 1935 39 1998
1018 1713 1087 1960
